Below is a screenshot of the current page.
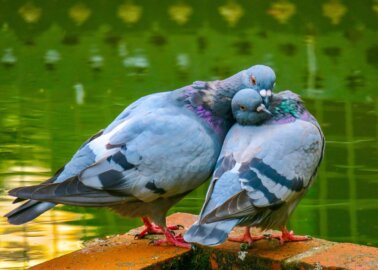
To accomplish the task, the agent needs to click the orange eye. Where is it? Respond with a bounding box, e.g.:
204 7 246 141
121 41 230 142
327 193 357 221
250 76 257 85
240 105 247 111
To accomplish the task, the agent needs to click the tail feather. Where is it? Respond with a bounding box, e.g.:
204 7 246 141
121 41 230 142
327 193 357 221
9 166 66 205
12 197 26 204
8 176 130 207
4 200 55 225
184 219 239 246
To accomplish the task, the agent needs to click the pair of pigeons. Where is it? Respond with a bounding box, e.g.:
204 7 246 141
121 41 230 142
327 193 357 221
5 65 324 249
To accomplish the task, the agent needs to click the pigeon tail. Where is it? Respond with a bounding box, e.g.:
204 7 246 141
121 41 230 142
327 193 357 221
4 200 55 225
183 219 238 246
6 176 130 207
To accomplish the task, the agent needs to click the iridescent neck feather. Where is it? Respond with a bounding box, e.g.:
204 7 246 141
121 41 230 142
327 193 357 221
270 95 317 125
180 86 235 136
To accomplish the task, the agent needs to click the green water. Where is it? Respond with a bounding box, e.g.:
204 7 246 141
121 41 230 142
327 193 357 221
0 0 377 269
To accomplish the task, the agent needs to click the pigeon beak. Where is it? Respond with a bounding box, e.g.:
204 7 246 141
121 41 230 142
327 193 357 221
256 104 272 115
263 96 270 107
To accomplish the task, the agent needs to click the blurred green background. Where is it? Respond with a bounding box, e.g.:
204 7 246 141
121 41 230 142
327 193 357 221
0 0 377 269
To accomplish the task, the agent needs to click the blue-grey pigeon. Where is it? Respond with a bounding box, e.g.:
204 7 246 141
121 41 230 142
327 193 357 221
5 65 276 248
184 89 324 246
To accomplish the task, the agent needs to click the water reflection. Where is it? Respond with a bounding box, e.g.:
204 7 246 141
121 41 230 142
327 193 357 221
1 48 17 67
0 167 95 269
44 49 61 70
0 0 377 269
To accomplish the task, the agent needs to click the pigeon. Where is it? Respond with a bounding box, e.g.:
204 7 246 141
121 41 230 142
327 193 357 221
5 65 276 248
184 89 324 246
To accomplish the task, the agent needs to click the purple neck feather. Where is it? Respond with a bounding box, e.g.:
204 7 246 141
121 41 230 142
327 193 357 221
182 87 226 136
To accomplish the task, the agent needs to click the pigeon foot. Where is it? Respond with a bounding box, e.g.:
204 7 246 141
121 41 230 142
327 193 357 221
135 217 184 239
150 227 191 249
268 226 311 244
228 227 266 245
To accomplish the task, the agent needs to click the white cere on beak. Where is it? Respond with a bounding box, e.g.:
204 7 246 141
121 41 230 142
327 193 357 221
260 89 267 97
256 104 266 112
267 90 272 96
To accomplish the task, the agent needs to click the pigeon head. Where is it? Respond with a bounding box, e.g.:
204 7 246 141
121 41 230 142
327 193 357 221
241 65 276 106
205 65 276 118
231 89 272 126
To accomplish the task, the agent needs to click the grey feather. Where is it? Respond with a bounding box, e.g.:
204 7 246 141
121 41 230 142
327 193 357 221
184 219 238 246
5 200 55 225
5 165 68 223
9 176 132 206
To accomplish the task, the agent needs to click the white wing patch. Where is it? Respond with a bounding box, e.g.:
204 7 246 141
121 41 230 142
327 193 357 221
89 119 131 161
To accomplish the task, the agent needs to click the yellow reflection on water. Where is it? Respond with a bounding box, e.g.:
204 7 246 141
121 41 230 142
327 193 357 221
118 1 143 25
267 0 296 24
0 167 95 270
218 2 244 27
168 2 193 25
69 3 92 26
322 0 347 25
18 2 42 24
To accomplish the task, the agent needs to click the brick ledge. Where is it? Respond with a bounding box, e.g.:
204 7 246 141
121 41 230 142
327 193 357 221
29 213 378 270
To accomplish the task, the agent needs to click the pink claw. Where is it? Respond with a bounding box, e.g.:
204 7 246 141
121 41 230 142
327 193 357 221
268 226 311 244
135 217 184 239
228 227 266 245
151 228 191 249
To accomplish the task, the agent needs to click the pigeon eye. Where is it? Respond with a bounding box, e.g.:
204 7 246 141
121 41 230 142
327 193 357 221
250 76 257 85
239 105 247 111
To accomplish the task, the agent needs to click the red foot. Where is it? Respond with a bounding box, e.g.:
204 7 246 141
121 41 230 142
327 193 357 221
135 217 184 239
228 227 266 245
151 227 191 249
269 226 311 244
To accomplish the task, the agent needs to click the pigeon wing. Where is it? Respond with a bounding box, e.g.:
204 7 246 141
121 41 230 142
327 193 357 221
198 125 249 219
10 103 218 206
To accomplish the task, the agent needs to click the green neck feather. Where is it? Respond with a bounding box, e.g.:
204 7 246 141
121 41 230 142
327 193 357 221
272 99 303 119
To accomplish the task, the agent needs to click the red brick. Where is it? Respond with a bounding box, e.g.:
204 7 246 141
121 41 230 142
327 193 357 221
28 213 378 270
29 213 194 270
301 243 378 270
